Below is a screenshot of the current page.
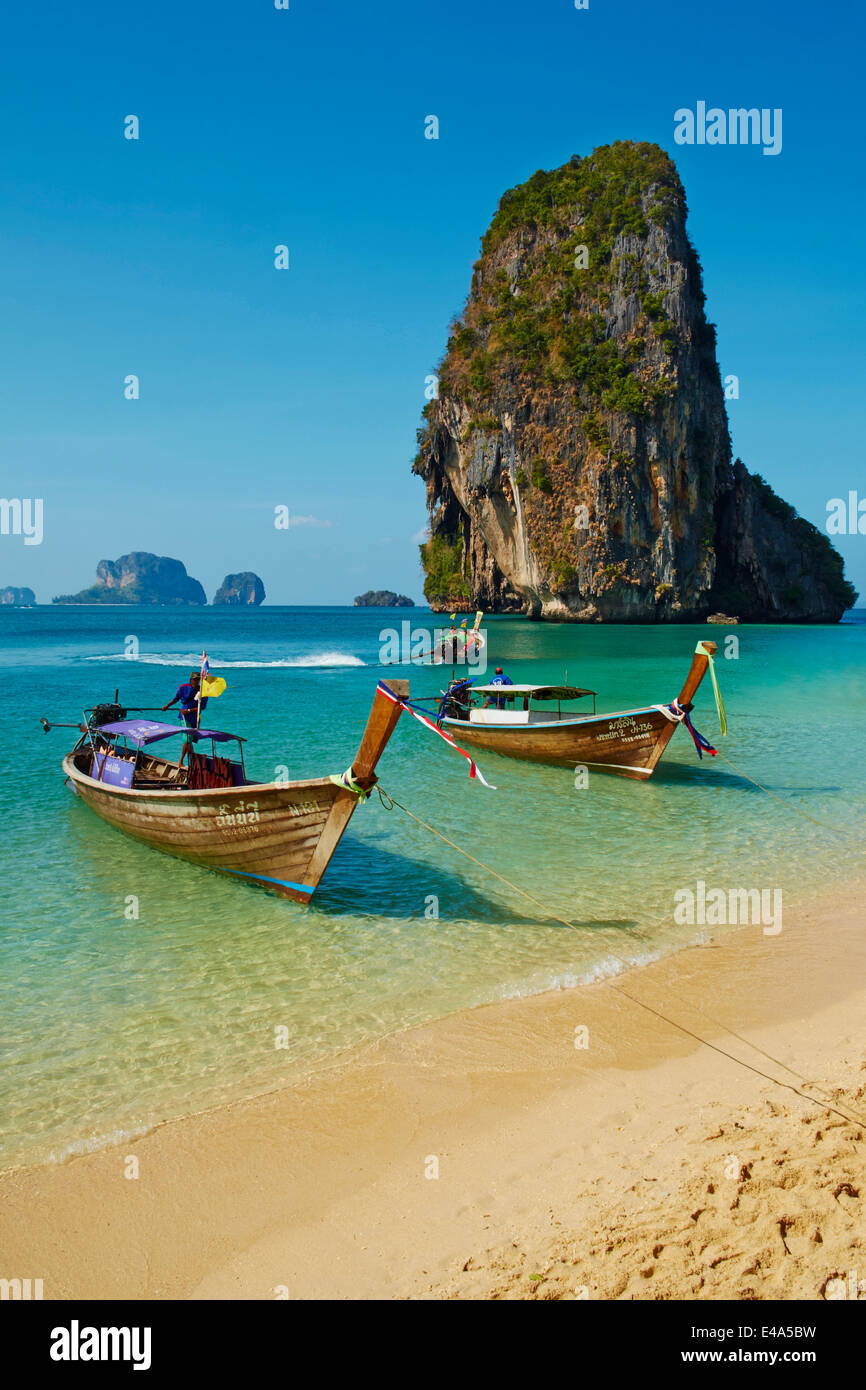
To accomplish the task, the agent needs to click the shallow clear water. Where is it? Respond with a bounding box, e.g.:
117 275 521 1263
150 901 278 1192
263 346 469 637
0 606 863 1167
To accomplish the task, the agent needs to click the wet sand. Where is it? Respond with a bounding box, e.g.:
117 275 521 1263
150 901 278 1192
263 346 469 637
0 880 863 1300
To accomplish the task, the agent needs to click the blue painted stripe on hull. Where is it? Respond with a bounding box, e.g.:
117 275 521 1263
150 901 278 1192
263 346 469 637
222 868 315 894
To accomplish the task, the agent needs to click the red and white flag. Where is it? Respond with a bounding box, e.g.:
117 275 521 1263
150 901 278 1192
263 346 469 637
377 681 496 789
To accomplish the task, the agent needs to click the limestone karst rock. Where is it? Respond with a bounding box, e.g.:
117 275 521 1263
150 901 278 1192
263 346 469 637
354 590 414 607
213 572 266 605
53 553 207 605
413 142 855 621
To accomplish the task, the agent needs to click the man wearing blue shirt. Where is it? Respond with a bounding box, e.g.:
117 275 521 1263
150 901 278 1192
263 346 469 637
486 666 513 710
162 671 208 773
162 671 208 728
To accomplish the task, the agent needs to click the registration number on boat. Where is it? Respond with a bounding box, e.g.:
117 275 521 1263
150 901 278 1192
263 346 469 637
595 716 653 743
215 800 261 830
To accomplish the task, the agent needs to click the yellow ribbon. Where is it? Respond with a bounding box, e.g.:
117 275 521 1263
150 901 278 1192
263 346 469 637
329 768 370 799
697 641 727 737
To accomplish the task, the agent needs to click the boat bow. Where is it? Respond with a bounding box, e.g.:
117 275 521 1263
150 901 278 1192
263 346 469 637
59 680 410 903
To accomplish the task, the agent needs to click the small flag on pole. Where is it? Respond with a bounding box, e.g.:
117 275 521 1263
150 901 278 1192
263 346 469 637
199 652 226 700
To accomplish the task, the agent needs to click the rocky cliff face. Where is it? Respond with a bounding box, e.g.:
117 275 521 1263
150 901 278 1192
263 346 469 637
213 572 265 605
413 142 856 621
53 553 206 605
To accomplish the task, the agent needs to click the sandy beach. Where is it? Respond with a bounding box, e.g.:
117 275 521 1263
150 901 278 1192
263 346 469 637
1 878 864 1302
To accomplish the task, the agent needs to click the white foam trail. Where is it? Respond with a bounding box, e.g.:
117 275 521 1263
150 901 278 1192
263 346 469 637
48 1123 150 1164
493 948 660 1001
84 652 365 668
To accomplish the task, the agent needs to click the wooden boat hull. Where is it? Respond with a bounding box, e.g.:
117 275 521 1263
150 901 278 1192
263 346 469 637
62 682 408 902
440 705 679 777
64 765 354 901
440 641 718 780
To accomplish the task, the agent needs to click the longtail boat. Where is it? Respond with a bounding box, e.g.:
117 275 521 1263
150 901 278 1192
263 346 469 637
47 681 407 902
434 641 722 780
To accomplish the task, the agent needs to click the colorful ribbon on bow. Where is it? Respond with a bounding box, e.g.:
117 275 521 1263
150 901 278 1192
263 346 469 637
377 681 496 789
697 640 727 737
670 700 717 759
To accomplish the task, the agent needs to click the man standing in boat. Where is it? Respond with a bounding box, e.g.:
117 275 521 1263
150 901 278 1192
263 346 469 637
161 671 208 768
485 666 513 710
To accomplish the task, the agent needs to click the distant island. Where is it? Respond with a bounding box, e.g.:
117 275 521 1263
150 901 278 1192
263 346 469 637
354 590 415 607
213 572 265 605
53 553 207 605
0 586 36 606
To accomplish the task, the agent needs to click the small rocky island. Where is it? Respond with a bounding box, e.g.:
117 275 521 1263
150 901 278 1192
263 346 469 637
53 553 207 605
0 586 36 606
213 572 266 605
354 590 415 607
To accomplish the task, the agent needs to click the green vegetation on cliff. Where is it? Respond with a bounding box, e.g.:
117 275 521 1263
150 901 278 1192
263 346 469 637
435 142 683 421
420 535 470 605
481 141 679 256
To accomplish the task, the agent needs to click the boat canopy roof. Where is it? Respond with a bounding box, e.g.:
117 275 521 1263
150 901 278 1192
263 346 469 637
99 719 245 748
470 684 596 700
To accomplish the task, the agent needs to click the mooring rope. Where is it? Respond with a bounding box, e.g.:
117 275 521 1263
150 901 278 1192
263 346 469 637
712 748 849 839
375 785 866 1131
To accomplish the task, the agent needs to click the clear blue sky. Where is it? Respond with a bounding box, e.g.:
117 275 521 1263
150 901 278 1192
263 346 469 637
2 0 863 605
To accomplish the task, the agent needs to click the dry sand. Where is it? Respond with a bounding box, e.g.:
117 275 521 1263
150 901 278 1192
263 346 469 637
0 881 863 1301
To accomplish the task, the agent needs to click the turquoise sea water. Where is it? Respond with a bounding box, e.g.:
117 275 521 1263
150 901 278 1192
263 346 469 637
0 606 864 1169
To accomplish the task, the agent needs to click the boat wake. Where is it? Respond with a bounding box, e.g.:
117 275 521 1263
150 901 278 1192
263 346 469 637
83 652 366 668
